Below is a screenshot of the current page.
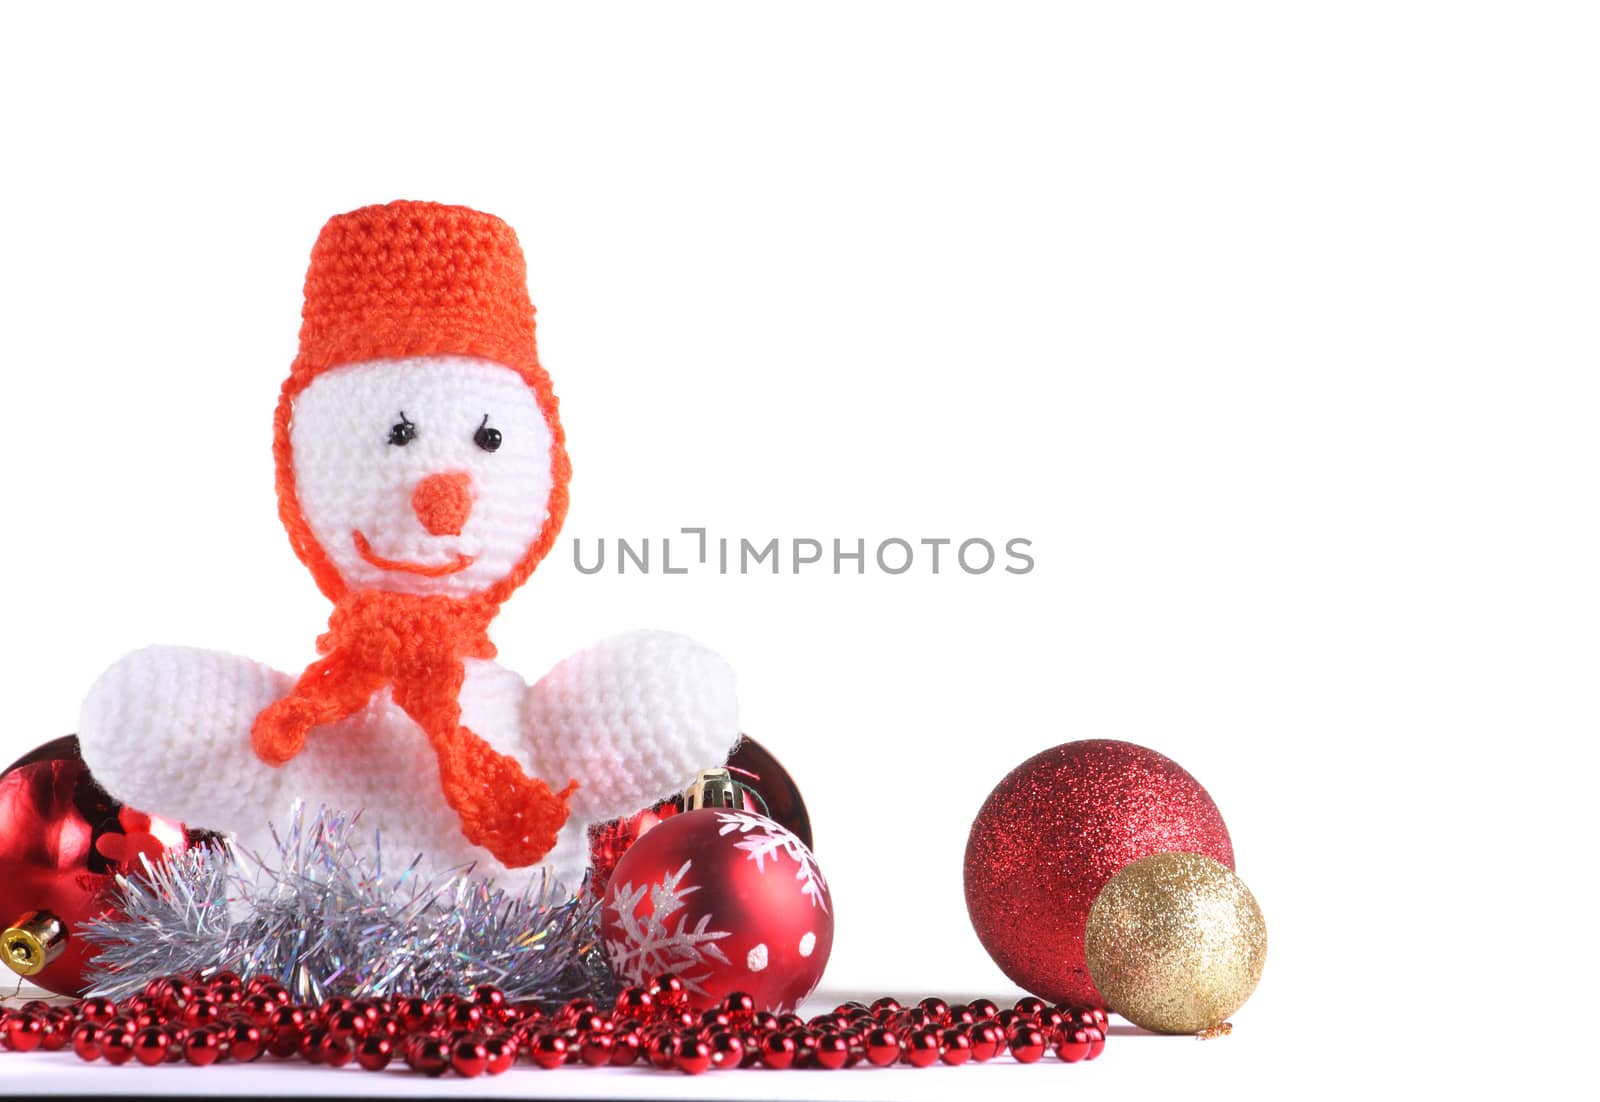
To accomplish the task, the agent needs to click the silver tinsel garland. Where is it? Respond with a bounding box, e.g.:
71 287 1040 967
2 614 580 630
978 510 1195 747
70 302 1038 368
81 803 615 1005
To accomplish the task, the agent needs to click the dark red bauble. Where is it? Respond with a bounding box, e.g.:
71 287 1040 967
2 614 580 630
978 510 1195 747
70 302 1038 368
588 735 811 896
963 739 1233 1006
600 807 832 1014
0 736 209 996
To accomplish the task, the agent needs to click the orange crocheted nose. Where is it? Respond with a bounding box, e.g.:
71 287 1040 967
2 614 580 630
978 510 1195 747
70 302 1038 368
412 472 473 536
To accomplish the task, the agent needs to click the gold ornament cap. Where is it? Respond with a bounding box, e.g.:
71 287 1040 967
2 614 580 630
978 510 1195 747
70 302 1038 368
3 909 67 978
1085 852 1267 1035
683 767 770 816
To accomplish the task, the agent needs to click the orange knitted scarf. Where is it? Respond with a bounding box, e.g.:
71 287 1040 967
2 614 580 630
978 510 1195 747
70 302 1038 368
250 589 575 867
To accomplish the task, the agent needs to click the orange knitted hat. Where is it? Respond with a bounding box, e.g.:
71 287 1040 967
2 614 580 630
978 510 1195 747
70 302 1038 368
274 201 572 605
292 200 549 388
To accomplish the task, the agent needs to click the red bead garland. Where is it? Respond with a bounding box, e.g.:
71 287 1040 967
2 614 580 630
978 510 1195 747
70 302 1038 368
0 970 1107 1075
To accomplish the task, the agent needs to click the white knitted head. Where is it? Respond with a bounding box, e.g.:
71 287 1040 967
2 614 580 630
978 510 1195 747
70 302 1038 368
289 355 555 598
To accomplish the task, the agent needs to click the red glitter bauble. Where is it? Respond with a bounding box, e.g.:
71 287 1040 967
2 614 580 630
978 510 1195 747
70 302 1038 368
963 739 1233 1006
587 734 812 895
0 736 209 995
600 807 832 1014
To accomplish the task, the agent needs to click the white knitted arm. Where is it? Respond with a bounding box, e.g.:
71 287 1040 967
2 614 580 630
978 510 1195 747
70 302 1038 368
77 645 294 830
522 630 739 824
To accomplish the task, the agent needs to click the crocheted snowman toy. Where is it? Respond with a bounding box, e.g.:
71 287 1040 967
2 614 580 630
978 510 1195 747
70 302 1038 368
77 201 738 894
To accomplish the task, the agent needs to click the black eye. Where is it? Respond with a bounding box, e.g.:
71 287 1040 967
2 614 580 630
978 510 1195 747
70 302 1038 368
474 414 502 452
388 413 416 446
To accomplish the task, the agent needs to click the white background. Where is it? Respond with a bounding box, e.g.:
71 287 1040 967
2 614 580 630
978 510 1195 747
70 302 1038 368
1 3 1595 1097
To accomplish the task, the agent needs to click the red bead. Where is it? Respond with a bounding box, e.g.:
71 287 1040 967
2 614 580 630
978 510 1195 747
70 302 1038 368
900 1026 941 1067
939 1027 973 1066
183 1000 223 1028
100 1027 136 1065
709 1030 744 1069
356 1035 394 1071
614 986 653 1017
1055 1026 1093 1063
5 1015 44 1053
391 995 429 1031
184 1027 222 1067
674 1035 712 1075
609 1028 642 1066
207 971 244 1004
968 1021 1004 1062
224 1019 263 1062
70 1022 103 1061
442 1002 482 1030
995 1008 1026 1032
759 1031 797 1069
240 993 277 1024
649 974 686 1006
483 1034 516 1075
559 996 597 1021
529 1032 568 1069
322 1032 355 1068
918 996 951 1023
472 985 505 1013
80 997 118 1022
1008 1024 1047 1063
265 1005 305 1057
721 992 757 1022
948 1002 978 1026
316 995 353 1021
700 1008 733 1031
326 1007 369 1043
40 1016 70 1052
812 1030 849 1070
145 976 195 1014
870 996 902 1017
579 1031 614 1066
1084 1024 1106 1060
645 1031 678 1070
970 998 1000 1020
299 1025 329 1064
133 1026 171 1066
450 1034 488 1077
865 1026 900 1067
1014 996 1047 1017
409 1035 450 1077
789 1027 820 1067
897 1006 933 1030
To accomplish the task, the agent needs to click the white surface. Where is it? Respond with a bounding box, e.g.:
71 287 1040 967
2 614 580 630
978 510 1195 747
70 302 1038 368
1 2 1595 1097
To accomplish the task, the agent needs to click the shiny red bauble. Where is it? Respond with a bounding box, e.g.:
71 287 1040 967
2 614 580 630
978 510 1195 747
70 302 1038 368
0 736 209 995
600 807 832 1014
964 739 1234 1006
588 735 812 895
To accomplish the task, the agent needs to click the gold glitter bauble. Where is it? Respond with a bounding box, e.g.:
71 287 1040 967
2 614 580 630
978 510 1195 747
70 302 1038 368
1084 852 1267 1034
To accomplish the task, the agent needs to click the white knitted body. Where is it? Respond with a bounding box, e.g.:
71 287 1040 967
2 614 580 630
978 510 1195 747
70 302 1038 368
77 350 739 894
78 631 739 895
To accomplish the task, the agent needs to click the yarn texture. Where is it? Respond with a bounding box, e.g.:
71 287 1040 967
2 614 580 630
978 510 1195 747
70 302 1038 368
78 201 739 891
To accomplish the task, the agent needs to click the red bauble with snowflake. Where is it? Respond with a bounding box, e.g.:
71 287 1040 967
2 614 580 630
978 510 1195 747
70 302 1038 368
0 736 209 995
600 807 832 1014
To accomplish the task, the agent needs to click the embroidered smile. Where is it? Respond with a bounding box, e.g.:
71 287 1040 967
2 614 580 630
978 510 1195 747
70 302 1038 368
352 531 475 577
